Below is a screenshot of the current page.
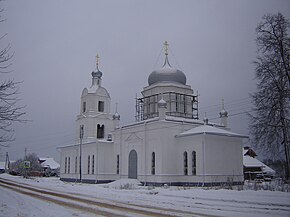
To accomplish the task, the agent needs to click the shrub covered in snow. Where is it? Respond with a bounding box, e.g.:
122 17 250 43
106 179 141 190
244 179 290 192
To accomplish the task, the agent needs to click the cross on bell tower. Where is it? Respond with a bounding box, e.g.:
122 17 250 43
91 53 103 86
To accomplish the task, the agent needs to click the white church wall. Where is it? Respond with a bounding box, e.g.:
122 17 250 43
59 145 80 180
119 124 144 179
203 135 244 183
95 141 116 180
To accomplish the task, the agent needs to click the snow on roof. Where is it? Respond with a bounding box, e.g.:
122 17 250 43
243 155 275 175
176 124 248 138
165 116 226 128
57 137 97 149
165 116 204 124
39 158 60 169
87 84 99 93
243 155 264 167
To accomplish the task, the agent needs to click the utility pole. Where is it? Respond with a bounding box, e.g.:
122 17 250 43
24 147 27 160
4 152 9 173
79 125 84 182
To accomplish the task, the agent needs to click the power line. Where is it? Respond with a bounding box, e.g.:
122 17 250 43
199 96 251 110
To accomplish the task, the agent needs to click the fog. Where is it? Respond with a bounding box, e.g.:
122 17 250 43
1 0 289 161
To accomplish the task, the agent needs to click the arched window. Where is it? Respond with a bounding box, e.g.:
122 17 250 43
92 155 94 174
97 124 104 138
87 155 90 174
116 155 119 174
75 156 78 174
183 151 188 175
151 152 155 175
192 151 196 175
64 157 67 174
68 157 70 174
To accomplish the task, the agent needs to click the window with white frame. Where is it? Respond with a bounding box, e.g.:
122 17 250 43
184 151 188 175
68 157 70 174
151 152 155 175
64 157 67 174
192 151 197 175
88 155 90 174
92 155 95 174
116 155 119 174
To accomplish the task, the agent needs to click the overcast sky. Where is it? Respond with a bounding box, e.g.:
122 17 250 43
1 0 289 161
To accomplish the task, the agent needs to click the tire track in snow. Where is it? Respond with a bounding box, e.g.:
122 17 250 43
0 178 213 217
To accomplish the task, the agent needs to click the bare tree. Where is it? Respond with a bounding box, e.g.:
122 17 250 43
0 4 25 147
249 13 290 179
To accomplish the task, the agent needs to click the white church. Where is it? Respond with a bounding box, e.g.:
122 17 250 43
58 42 247 186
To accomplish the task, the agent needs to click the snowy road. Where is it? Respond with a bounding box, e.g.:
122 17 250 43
0 183 95 217
0 178 204 217
0 174 290 217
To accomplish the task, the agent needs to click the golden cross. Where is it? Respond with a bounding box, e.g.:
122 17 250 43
164 41 169 55
96 54 100 67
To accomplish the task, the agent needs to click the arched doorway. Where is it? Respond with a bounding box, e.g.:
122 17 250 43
128 150 137 179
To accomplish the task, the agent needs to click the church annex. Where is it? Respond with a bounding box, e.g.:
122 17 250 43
58 42 247 186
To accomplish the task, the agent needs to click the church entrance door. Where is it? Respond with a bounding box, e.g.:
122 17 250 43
128 150 137 179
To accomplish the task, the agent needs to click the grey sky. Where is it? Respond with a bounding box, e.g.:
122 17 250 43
1 0 290 161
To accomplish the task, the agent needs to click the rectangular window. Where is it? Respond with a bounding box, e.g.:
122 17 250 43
98 101 104 112
88 155 90 174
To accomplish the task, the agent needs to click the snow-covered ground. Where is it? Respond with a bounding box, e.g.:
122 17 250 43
1 173 290 217
0 186 92 217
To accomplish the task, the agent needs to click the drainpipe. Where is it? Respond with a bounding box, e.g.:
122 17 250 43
144 121 147 185
202 132 206 187
96 139 98 183
120 126 123 179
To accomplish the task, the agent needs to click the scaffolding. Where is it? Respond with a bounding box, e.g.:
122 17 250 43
135 92 198 121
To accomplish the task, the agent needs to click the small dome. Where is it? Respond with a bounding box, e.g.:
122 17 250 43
219 109 228 117
203 116 209 125
92 69 102 78
148 56 186 86
113 112 120 120
158 98 167 108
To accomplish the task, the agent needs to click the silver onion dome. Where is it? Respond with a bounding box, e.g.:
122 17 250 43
91 69 102 78
148 55 186 86
219 109 228 117
113 112 120 120
219 99 228 117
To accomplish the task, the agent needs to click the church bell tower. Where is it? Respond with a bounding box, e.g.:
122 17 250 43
76 55 114 142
